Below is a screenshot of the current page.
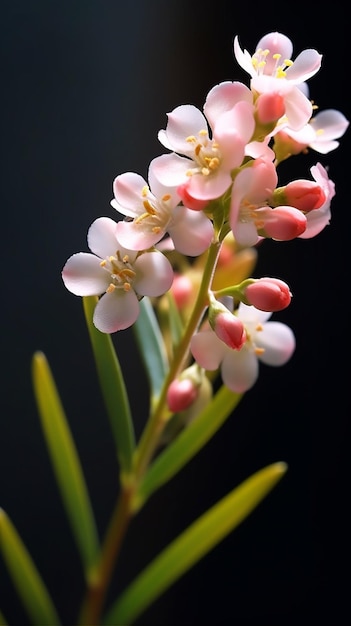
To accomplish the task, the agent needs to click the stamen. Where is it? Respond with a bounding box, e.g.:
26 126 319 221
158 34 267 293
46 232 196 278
106 283 115 293
141 185 149 197
162 193 171 201
186 135 196 143
255 347 265 355
123 282 131 291
255 323 263 331
143 199 157 215
100 260 107 267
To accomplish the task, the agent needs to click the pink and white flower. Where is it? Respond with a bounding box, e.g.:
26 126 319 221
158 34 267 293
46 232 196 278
155 89 255 201
111 158 214 255
62 217 173 333
234 32 322 130
273 108 349 157
230 158 307 246
298 162 335 239
190 302 295 393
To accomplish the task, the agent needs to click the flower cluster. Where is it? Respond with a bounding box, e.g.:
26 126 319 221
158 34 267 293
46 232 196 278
62 31 348 399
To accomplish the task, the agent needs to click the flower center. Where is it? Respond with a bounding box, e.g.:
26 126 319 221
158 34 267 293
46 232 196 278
134 185 173 234
185 129 221 177
245 322 265 355
252 48 293 78
100 251 136 293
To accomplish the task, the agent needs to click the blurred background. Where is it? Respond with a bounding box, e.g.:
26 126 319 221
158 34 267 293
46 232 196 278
1 1 350 624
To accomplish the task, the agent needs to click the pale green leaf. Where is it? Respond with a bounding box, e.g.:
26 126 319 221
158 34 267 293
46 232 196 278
0 509 61 625
83 296 135 475
134 385 242 508
166 291 184 349
104 462 287 625
133 297 169 400
32 351 99 583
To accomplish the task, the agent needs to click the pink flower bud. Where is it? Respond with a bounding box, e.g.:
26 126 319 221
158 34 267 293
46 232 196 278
256 93 286 125
170 273 193 309
245 278 292 312
258 206 307 240
213 310 246 350
285 180 326 212
177 183 209 211
167 378 199 413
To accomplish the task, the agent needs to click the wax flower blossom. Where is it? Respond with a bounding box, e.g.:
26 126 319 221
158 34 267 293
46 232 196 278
4 30 348 626
111 157 214 254
154 83 255 202
191 302 296 393
62 216 173 333
234 32 322 130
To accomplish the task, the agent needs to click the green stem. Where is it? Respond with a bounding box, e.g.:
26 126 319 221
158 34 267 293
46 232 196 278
132 240 222 481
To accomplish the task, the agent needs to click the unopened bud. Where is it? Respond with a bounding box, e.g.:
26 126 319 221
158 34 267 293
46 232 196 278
257 206 307 240
284 180 326 212
209 300 246 350
256 92 286 125
170 273 193 309
244 278 292 312
177 183 209 211
167 377 199 413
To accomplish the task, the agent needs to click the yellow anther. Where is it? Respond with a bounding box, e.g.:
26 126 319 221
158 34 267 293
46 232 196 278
186 170 193 177
199 129 208 136
201 167 210 176
195 144 202 156
186 135 196 143
262 49 269 57
284 59 293 67
119 268 136 279
207 157 220 170
276 68 287 78
143 199 156 214
152 226 161 233
135 212 150 224
122 255 129 263
162 193 171 201
109 255 116 262
272 53 281 60
100 260 107 267
257 61 266 69
316 128 324 136
255 323 263 331
123 282 131 291
141 185 149 197
106 283 115 294
255 347 265 355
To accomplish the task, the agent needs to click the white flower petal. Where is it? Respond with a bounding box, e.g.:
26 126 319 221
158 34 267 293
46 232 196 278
112 172 147 216
165 105 209 153
221 348 259 393
169 207 214 256
134 251 173 296
62 252 109 296
190 330 226 370
116 220 162 250
93 289 140 333
87 217 119 258
256 321 296 366
151 152 191 187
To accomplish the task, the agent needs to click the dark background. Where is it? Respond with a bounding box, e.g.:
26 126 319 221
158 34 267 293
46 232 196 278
1 1 350 624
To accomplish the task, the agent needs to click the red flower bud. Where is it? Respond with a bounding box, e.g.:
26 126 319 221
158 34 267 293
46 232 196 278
245 278 292 312
213 310 246 350
285 180 326 212
256 93 286 125
167 378 198 413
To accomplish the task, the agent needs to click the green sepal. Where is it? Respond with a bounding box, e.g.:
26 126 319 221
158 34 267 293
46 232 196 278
83 295 135 476
104 462 288 625
31 351 99 583
134 385 242 509
0 509 61 625
133 297 169 402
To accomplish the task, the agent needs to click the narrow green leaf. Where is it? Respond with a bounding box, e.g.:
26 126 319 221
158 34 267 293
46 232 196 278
83 295 135 475
104 462 287 626
32 351 99 582
0 509 61 625
135 385 242 508
133 297 168 400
